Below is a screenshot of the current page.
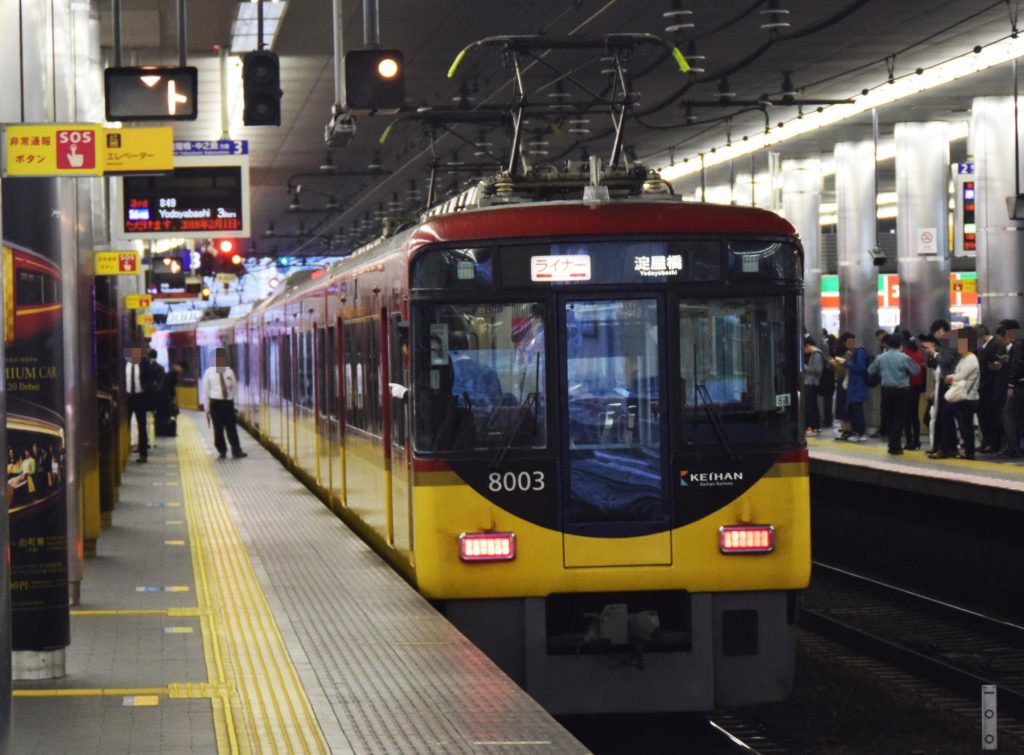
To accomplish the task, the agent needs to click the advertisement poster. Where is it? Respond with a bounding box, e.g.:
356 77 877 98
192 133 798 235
3 177 69 651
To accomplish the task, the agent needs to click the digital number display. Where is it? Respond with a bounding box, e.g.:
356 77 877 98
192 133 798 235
105 66 198 121
121 166 244 235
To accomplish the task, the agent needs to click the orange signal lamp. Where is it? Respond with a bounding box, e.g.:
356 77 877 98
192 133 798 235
217 239 235 254
377 57 400 79
230 253 243 266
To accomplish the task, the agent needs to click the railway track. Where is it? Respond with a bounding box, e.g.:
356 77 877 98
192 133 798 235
803 561 1024 724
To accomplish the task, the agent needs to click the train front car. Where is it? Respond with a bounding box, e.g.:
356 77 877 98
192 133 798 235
405 201 810 714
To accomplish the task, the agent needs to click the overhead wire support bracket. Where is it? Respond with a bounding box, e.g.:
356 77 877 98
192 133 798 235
446 34 689 177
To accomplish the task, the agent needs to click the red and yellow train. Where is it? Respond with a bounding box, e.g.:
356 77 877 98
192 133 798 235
3 243 62 347
189 195 810 714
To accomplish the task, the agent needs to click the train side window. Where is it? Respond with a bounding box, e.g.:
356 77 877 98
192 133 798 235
281 333 292 400
297 329 314 410
678 296 800 445
411 302 546 453
315 326 327 416
326 325 337 420
343 317 383 436
16 270 60 306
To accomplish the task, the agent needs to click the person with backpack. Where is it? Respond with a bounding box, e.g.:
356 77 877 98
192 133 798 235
803 337 825 436
838 331 869 442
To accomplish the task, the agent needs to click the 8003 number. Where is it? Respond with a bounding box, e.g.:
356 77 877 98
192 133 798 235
488 470 545 493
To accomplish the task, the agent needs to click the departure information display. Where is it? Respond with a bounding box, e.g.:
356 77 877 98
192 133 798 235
120 166 245 236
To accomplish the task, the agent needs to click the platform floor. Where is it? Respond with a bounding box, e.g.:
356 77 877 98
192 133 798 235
11 412 584 754
807 426 1024 509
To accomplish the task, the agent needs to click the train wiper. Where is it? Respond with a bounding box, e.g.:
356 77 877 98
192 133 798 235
695 384 741 463
488 392 539 470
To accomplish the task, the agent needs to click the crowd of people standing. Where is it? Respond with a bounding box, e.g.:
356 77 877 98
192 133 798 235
804 318 1024 459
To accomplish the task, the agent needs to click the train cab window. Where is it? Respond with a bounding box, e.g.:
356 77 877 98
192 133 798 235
727 240 801 281
16 270 61 306
412 247 494 290
412 302 546 453
678 297 800 446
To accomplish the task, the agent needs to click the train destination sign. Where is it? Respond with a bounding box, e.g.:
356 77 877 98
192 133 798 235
112 141 250 240
95 250 140 275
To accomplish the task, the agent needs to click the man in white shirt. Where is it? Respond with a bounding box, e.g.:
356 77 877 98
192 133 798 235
201 348 247 459
124 345 152 463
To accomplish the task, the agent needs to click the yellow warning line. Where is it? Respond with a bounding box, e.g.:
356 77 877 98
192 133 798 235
177 414 328 755
69 608 203 617
14 687 169 698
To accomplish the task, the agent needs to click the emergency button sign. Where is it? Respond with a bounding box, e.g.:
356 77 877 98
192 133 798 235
56 129 96 170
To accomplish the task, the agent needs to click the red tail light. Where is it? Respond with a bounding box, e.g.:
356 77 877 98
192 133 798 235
459 532 516 562
719 525 775 554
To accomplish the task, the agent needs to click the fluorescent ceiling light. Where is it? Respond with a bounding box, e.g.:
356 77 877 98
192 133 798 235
231 1 287 53
661 37 1016 182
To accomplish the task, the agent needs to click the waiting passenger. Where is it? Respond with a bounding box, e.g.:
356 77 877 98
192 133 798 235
837 332 869 442
802 337 824 436
900 332 925 451
931 327 980 460
867 334 920 455
1002 319 1024 457
977 325 1003 453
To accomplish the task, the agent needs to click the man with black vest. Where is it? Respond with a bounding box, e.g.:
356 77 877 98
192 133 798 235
201 348 248 459
124 345 152 463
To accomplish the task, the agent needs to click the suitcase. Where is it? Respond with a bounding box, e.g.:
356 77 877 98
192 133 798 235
155 416 177 437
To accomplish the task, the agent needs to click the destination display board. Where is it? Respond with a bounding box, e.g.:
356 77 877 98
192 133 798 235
111 140 250 240
120 166 244 235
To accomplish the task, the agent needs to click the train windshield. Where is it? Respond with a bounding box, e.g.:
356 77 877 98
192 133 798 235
412 302 547 453
679 296 800 446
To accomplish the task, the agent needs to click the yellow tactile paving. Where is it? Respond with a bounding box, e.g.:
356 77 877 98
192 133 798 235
177 413 329 755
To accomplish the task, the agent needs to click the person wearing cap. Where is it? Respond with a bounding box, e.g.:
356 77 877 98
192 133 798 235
201 348 247 459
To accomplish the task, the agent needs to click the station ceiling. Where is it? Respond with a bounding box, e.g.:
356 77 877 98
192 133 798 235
114 0 1019 255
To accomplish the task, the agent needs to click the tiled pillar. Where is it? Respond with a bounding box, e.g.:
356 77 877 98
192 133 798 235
782 159 823 337
971 97 1024 324
835 141 878 343
895 122 951 334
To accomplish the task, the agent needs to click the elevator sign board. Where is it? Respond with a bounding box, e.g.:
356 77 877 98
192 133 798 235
125 294 152 310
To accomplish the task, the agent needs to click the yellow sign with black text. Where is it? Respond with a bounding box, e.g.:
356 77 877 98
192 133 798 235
125 294 152 310
95 250 140 276
4 124 104 176
103 127 173 173
4 124 174 177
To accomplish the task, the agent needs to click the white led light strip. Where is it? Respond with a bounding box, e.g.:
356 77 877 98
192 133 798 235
660 36 1024 181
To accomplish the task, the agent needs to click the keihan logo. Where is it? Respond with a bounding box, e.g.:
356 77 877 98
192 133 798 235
679 469 744 487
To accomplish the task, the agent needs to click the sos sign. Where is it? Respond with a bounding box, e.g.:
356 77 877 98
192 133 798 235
55 129 96 170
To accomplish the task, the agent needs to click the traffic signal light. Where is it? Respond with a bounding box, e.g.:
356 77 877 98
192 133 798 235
243 50 282 126
344 49 405 113
200 286 211 301
215 239 245 276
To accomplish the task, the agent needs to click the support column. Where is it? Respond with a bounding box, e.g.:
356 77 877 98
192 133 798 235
782 159 823 337
895 122 951 334
971 97 1024 324
835 141 878 343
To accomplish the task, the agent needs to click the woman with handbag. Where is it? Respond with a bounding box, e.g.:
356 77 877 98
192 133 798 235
930 327 980 460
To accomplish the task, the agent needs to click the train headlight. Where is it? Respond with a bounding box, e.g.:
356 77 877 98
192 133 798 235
719 525 774 554
459 532 516 562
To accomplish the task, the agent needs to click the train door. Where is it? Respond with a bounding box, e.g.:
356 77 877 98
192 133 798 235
559 296 672 567
387 315 413 553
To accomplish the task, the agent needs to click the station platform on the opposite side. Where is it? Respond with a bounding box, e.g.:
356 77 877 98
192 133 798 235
10 412 585 754
807 432 1024 510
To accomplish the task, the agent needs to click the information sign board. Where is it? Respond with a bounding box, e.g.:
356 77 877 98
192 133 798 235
95 250 140 275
